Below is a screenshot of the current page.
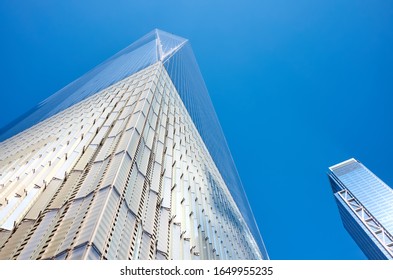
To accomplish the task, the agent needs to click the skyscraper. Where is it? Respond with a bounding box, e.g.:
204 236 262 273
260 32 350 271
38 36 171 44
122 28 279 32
328 158 393 259
0 30 268 260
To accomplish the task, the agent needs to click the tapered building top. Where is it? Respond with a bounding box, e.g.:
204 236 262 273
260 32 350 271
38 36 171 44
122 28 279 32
0 30 188 142
0 29 267 259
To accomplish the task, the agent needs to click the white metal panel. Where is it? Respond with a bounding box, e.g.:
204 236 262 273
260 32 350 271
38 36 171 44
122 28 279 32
143 190 158 235
157 207 170 254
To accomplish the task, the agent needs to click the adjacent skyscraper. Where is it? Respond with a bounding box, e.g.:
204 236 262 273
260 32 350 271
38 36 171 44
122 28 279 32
0 30 268 260
328 158 393 259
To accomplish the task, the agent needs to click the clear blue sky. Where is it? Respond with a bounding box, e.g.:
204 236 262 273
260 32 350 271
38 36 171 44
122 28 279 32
1 1 393 260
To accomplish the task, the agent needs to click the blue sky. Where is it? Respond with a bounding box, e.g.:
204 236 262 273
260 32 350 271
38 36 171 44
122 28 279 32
1 1 393 259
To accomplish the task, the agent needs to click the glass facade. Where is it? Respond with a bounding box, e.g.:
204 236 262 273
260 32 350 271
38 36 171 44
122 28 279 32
328 158 393 259
0 30 267 259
